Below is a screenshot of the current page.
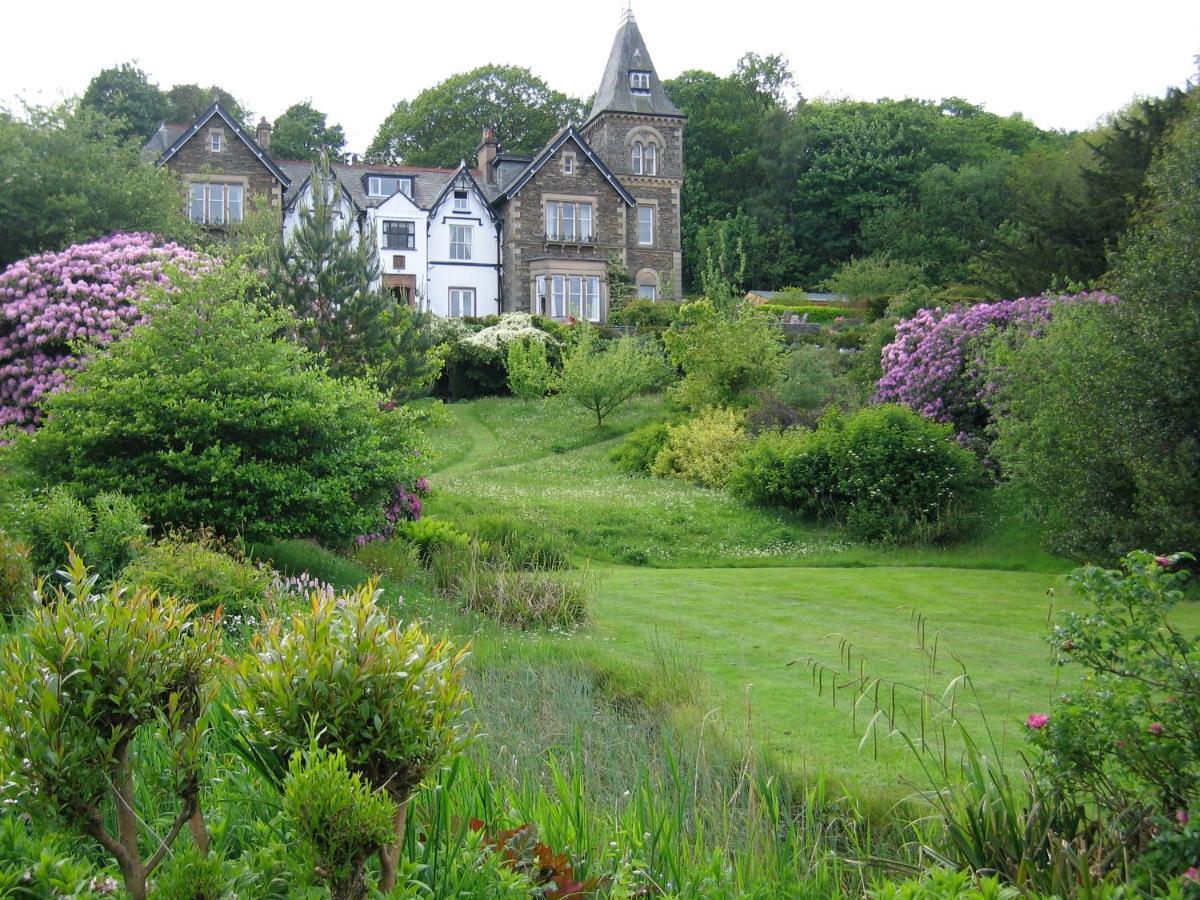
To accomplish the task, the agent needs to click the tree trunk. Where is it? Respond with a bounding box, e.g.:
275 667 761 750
188 807 211 856
330 865 370 900
376 799 409 894
113 742 149 900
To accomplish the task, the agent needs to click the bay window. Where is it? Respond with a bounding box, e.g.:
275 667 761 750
545 273 602 321
535 275 547 314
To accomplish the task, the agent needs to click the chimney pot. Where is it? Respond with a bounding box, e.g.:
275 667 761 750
255 117 272 152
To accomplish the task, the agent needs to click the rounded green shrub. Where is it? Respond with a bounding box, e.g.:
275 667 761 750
730 405 985 544
122 534 272 616
150 843 228 900
14 268 422 545
609 422 671 475
651 407 749 489
6 488 146 578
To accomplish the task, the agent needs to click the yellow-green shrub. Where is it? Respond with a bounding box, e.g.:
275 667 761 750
651 407 749 489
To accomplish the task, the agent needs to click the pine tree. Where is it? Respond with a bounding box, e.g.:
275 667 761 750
268 154 439 402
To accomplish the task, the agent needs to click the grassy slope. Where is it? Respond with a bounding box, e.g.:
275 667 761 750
422 395 1199 789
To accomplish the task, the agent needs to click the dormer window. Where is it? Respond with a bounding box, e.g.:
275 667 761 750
629 70 651 95
453 190 469 212
367 175 414 199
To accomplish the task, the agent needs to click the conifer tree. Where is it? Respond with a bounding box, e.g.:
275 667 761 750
268 154 439 402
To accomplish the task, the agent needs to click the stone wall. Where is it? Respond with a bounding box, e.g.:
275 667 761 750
165 119 283 218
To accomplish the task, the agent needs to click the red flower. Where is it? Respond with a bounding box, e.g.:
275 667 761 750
1026 713 1049 730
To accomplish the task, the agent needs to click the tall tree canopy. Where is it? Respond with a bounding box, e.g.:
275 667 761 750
367 64 587 167
80 63 170 142
165 83 249 124
0 103 189 267
270 102 347 161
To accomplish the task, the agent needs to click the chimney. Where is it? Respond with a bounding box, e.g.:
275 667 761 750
255 117 272 152
476 127 498 183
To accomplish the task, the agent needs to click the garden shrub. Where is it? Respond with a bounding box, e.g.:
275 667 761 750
14 267 422 544
388 517 472 563
775 344 846 418
608 299 681 328
470 513 570 571
7 487 146 578
870 869 1020 899
283 746 397 900
122 533 272 617
663 300 784 410
0 531 33 619
730 405 986 543
236 583 471 893
0 553 221 900
149 843 228 900
352 537 421 583
609 421 671 475
505 334 556 402
440 339 509 399
651 407 749 489
0 233 208 431
1028 551 1199 862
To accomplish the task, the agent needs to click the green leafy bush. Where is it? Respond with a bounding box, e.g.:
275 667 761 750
1029 552 1199 856
663 300 785 410
150 843 228 900
283 746 397 900
730 405 985 543
608 299 681 328
0 554 221 900
391 517 472 563
609 421 671 475
774 344 847 416
469 514 570 571
15 267 422 545
122 533 272 616
236 584 471 893
6 487 146 578
505 334 556 402
0 532 33 618
651 407 749 489
758 303 854 323
870 869 1020 899
352 537 421 583
440 340 508 399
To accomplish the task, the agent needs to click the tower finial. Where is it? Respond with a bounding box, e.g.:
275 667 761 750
622 1 634 22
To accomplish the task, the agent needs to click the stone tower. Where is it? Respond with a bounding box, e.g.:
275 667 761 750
581 10 685 301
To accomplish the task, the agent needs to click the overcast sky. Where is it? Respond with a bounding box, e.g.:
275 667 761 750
4 0 1197 153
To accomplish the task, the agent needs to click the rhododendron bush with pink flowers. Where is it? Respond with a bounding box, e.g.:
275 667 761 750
875 292 1115 451
0 233 208 431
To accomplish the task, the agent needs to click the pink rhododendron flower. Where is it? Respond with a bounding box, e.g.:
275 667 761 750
1184 868 1199 884
1026 713 1050 730
1148 722 1164 736
1155 555 1173 567
1177 809 1189 825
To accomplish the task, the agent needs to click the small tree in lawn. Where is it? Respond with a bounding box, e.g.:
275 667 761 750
559 327 666 427
0 554 220 900
506 334 555 402
236 583 471 894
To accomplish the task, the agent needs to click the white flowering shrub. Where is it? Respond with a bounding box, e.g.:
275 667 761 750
461 314 552 351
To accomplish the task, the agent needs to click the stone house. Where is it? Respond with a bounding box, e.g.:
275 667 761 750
144 10 683 323
145 103 289 226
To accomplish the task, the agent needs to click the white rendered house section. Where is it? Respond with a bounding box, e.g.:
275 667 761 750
426 183 500 318
370 191 430 301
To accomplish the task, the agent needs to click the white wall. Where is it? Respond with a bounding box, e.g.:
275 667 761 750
368 191 429 300
426 179 501 318
282 181 361 246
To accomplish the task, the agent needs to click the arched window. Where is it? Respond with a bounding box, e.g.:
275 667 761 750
631 141 643 175
645 142 657 175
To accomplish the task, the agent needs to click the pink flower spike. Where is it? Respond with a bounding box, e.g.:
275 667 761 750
1148 722 1164 736
1155 555 1172 567
1176 809 1189 825
1026 713 1049 730
1184 868 1200 884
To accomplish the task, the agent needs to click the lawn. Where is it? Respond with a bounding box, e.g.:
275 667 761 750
422 395 1200 792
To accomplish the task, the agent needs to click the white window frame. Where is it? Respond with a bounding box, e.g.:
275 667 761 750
535 275 547 314
368 176 413 199
188 182 243 225
645 142 657 175
568 276 583 319
448 287 476 318
631 141 643 175
637 205 655 246
453 190 470 212
562 152 575 175
449 224 473 260
638 283 657 301
545 201 594 241
210 132 222 152
630 70 651 94
551 275 566 318
584 276 601 322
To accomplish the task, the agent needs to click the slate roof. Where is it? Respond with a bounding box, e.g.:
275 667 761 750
151 103 290 186
279 160 487 211
498 126 635 206
585 10 682 125
142 123 187 162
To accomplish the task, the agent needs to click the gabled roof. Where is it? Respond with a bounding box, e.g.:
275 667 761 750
153 102 291 187
585 10 682 125
498 127 635 206
279 163 361 217
279 159 469 211
429 162 496 218
142 123 187 161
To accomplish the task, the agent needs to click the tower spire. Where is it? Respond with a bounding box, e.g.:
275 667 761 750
586 6 682 124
